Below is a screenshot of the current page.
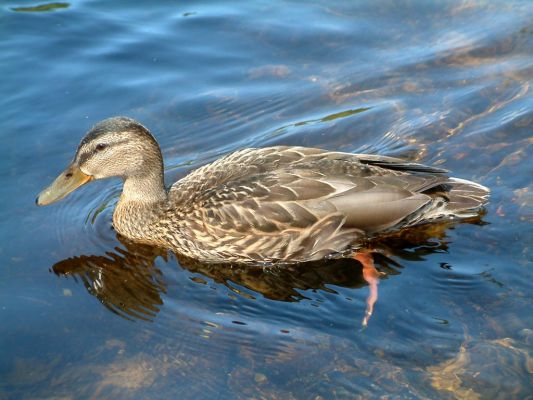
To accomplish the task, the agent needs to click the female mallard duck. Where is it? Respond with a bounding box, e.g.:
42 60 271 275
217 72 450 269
37 116 489 265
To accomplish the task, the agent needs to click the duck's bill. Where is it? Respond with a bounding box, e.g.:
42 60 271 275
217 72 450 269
36 163 93 206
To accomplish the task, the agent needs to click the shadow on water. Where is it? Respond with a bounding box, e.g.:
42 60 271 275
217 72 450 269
50 218 484 324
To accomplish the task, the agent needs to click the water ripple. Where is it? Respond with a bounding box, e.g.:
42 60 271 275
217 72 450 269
3 0 533 398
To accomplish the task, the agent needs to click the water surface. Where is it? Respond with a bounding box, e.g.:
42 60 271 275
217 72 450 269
1 0 532 398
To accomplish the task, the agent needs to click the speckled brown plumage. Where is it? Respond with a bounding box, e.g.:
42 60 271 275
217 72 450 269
37 117 490 265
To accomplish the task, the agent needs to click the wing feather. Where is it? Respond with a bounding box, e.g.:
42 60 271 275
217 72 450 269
169 146 459 261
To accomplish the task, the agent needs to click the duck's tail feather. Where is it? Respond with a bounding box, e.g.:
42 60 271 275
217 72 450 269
420 177 489 222
444 177 490 218
374 177 489 233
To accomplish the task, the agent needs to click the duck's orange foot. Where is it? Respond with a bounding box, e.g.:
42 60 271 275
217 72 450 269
354 252 384 327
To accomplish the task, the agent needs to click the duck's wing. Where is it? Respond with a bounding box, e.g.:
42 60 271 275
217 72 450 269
171 146 447 198
169 147 486 262
198 170 447 234
352 153 448 174
188 147 450 235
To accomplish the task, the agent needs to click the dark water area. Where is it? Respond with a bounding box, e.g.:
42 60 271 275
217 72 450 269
1 0 532 398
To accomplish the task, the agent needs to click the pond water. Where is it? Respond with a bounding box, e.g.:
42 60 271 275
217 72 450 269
1 0 532 398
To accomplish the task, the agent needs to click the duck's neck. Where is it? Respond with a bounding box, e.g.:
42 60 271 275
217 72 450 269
121 171 168 204
113 171 168 242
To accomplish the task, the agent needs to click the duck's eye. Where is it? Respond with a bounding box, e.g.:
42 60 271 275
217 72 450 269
95 143 108 152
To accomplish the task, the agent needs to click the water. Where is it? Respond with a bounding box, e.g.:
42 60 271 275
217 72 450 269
1 0 532 398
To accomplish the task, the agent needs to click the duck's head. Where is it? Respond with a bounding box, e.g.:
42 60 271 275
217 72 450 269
36 117 163 206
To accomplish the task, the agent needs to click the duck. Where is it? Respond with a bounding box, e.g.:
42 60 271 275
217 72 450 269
37 116 489 265
37 116 490 325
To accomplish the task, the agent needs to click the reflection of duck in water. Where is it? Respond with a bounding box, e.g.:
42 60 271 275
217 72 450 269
38 117 489 324
51 220 469 324
52 242 168 321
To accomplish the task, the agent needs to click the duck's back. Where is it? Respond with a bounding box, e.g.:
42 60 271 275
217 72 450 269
166 147 488 263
